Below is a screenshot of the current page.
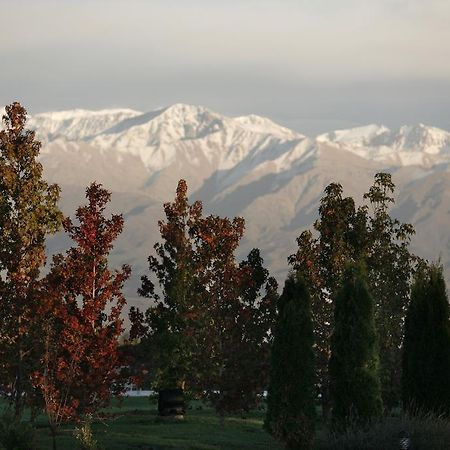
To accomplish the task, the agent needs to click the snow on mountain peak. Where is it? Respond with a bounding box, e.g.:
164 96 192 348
89 104 227 156
29 108 142 142
317 124 389 146
160 103 209 117
80 104 307 171
393 124 450 152
33 108 141 121
233 114 303 139
318 123 450 167
144 103 301 139
22 103 450 172
152 103 226 139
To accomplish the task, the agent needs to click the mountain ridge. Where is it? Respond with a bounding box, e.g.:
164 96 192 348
20 103 450 306
29 104 450 169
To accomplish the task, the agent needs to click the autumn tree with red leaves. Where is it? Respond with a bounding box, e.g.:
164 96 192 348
193 214 248 419
194 218 278 422
34 182 130 449
0 102 62 419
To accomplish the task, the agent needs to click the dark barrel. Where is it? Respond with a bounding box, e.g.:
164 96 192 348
158 388 186 416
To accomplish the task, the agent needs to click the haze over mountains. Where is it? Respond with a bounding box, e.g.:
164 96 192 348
26 104 450 308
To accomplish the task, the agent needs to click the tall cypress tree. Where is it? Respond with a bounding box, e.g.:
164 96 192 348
402 263 450 415
330 263 382 430
265 273 316 450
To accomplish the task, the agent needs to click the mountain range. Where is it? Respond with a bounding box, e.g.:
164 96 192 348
24 104 450 310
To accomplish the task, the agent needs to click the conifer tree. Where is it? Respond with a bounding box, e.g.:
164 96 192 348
402 263 450 415
330 263 382 430
265 273 316 450
0 102 62 418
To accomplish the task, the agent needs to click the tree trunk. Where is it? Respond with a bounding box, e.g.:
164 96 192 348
14 315 26 421
218 387 225 427
30 406 39 424
50 424 57 450
321 387 331 422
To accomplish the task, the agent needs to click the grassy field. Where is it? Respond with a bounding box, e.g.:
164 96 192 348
31 397 285 450
12 398 449 450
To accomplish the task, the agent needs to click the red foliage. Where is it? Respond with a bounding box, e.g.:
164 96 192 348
194 216 278 416
34 183 130 430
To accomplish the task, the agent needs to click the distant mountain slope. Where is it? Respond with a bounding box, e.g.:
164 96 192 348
318 123 450 167
27 104 450 307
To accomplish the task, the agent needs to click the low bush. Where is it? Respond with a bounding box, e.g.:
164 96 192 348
73 416 103 450
328 412 450 450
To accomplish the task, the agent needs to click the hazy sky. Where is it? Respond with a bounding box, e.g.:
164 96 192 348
1 0 449 134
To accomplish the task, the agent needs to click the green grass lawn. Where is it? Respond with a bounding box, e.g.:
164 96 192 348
32 397 285 450
17 398 450 450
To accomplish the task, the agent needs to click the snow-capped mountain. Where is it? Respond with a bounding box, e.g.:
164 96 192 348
34 104 303 173
32 105 450 172
318 123 450 167
24 104 450 307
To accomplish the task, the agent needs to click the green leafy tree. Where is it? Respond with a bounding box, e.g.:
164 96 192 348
131 180 202 389
131 179 204 391
0 102 62 418
265 273 316 449
330 263 382 430
236 248 278 413
402 263 450 415
363 172 416 409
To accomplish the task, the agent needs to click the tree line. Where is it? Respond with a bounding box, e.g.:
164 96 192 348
264 175 450 448
1 102 449 450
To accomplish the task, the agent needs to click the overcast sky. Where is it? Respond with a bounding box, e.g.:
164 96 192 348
1 0 449 134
